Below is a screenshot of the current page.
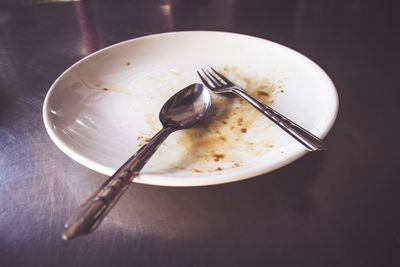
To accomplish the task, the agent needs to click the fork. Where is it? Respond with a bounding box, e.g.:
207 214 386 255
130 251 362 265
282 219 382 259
197 68 327 151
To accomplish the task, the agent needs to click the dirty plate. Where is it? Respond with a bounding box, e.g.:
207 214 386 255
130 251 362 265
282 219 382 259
43 31 338 186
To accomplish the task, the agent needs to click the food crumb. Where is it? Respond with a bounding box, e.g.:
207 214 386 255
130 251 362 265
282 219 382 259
219 136 226 141
192 168 201 173
280 89 284 93
240 128 247 133
234 163 240 167
215 167 223 171
102 87 108 91
125 61 131 66
213 154 225 162
257 91 269 96
267 144 274 148
237 117 243 126
137 136 151 146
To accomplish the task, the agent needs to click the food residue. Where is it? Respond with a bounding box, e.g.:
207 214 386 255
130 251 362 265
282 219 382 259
257 91 269 96
137 65 282 173
137 136 151 146
173 65 278 172
213 154 225 162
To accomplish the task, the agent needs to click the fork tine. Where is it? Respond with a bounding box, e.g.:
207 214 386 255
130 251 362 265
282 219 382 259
205 69 224 87
210 67 233 85
197 71 214 89
201 69 221 87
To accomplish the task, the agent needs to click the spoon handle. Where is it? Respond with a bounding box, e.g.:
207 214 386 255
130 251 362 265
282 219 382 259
62 127 173 240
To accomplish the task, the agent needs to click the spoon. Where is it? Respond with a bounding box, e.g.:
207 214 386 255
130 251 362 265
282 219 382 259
62 83 211 240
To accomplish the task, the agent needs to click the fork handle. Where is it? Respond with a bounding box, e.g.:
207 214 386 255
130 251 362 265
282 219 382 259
232 88 326 151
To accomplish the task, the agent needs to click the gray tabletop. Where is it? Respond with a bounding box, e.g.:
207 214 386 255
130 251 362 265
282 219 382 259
1 0 400 266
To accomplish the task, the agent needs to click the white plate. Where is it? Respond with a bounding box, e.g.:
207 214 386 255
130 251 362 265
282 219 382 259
43 31 338 186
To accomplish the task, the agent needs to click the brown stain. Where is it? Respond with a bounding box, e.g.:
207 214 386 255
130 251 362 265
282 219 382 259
257 91 269 96
137 136 152 147
213 154 225 162
125 61 131 66
174 65 277 172
79 77 132 95
224 65 239 72
175 166 185 170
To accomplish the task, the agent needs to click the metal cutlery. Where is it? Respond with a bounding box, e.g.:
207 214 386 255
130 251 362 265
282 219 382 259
197 68 326 151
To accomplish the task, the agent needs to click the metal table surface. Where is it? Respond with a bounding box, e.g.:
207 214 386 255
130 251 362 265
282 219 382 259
1 0 399 266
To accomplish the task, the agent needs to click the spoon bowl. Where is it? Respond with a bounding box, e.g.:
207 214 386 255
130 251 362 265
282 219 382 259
160 83 211 129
